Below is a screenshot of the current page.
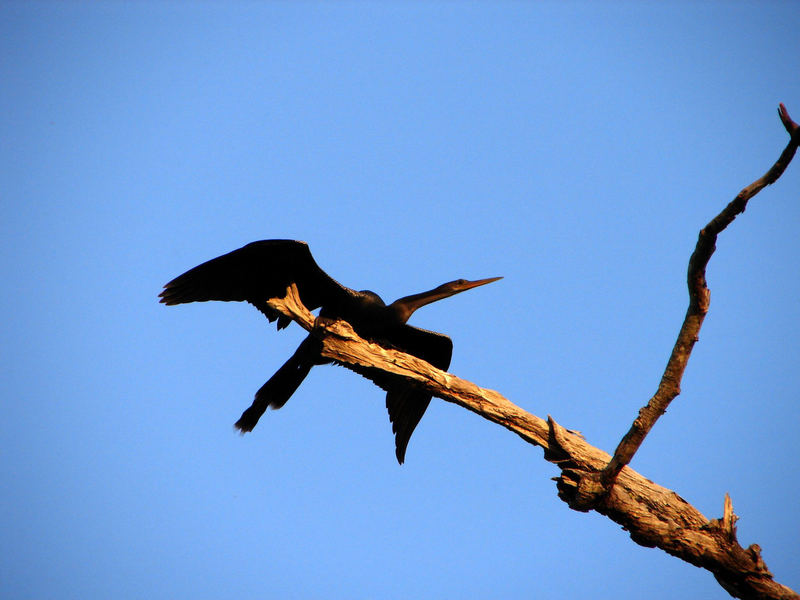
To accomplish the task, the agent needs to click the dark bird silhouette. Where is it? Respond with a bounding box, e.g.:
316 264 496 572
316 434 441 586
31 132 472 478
159 240 500 463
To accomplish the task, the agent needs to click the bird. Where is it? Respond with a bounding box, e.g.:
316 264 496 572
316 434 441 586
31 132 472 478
159 239 501 463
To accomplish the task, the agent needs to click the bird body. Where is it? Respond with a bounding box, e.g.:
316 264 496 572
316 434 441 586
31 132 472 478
160 240 500 463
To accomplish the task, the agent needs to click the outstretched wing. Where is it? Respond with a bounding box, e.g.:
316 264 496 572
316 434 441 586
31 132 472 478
159 240 352 326
333 324 453 464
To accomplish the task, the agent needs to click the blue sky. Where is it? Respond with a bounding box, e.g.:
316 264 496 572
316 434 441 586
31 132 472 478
2 2 799 599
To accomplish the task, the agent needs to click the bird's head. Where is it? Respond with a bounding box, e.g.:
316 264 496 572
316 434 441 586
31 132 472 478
389 276 503 323
431 276 504 298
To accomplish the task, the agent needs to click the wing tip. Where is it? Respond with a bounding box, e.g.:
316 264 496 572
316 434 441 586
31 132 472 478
233 418 254 433
158 284 183 305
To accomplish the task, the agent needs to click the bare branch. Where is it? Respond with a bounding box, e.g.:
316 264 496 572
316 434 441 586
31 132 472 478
268 290 798 599
264 104 800 600
596 104 800 490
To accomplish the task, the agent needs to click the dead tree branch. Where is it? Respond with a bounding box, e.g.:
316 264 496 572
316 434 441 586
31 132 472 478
266 104 799 600
596 103 800 494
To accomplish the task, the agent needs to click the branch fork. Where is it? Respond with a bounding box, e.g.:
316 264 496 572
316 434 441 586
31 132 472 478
581 104 800 503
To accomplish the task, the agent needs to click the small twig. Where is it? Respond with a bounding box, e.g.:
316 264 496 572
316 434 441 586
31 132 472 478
595 104 799 493
721 493 738 543
266 283 316 331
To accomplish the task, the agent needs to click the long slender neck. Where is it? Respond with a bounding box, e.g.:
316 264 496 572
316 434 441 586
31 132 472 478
388 287 457 324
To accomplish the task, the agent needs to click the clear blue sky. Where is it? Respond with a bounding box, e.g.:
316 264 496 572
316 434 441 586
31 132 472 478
2 3 798 599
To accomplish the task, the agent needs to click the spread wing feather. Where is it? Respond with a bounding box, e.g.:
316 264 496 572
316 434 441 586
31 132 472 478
159 240 352 326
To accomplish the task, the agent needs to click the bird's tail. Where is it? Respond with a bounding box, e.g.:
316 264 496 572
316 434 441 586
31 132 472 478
234 336 322 432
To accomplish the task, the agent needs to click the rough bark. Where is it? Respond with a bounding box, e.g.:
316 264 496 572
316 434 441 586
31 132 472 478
266 104 799 600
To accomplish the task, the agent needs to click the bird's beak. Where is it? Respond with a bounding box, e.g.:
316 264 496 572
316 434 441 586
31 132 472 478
459 276 503 290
